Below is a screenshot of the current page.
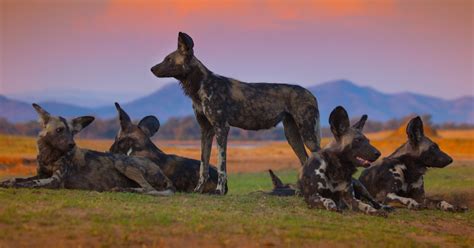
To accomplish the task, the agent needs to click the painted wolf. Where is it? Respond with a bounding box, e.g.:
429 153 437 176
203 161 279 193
151 32 321 194
109 103 226 194
1 104 175 196
299 106 388 216
359 117 468 212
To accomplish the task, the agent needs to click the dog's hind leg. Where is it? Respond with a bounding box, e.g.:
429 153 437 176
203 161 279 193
194 113 215 193
114 162 173 196
294 106 321 156
283 115 308 165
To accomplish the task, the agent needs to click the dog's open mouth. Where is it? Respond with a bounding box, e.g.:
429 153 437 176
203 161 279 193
355 156 372 167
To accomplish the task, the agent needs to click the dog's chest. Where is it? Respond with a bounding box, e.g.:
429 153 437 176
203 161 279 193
313 161 349 193
388 164 424 193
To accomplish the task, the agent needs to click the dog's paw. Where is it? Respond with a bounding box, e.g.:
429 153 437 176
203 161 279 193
381 204 395 212
0 178 16 188
450 205 468 213
407 200 421 210
193 176 209 193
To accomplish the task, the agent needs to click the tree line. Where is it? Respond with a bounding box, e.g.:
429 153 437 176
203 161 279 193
0 115 471 140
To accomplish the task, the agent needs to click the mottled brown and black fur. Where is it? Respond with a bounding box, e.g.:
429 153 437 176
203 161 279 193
267 170 390 212
298 106 389 216
359 117 468 212
109 103 226 194
151 32 321 194
0 104 175 196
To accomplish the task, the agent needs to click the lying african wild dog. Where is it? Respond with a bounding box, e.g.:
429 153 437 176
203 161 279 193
299 106 389 216
151 32 321 194
0 104 175 196
109 103 226 194
359 117 468 212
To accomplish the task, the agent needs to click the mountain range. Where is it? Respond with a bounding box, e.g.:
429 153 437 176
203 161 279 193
1 80 472 124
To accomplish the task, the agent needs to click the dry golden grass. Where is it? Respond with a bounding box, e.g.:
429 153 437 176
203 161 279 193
438 129 474 139
1 129 473 177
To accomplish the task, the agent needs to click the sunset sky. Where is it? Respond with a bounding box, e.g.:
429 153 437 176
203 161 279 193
0 0 472 106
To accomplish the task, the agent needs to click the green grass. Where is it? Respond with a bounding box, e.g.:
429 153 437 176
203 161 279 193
0 166 473 247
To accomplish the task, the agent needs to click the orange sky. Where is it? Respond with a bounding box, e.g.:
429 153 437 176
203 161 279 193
0 0 472 104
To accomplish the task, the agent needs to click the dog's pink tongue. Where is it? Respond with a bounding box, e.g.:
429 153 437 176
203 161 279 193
356 157 371 167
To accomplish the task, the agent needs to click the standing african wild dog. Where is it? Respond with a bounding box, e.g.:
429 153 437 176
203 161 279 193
0 104 175 196
359 117 468 212
299 106 388 216
110 103 226 193
151 32 321 194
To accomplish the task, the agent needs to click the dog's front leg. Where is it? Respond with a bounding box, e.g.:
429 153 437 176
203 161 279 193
342 189 388 217
422 198 468 212
1 175 41 187
214 123 229 195
194 113 215 193
305 193 340 212
352 179 394 212
9 170 63 189
385 193 421 210
409 186 467 212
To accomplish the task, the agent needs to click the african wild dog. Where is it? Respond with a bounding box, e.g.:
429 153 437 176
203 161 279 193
359 117 468 212
299 106 388 216
151 32 321 194
0 104 175 196
109 103 226 194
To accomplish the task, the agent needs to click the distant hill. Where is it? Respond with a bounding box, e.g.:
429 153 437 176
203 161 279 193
1 80 473 124
309 80 474 124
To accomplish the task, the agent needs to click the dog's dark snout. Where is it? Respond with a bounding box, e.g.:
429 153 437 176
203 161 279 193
68 143 75 149
374 151 381 158
447 157 453 164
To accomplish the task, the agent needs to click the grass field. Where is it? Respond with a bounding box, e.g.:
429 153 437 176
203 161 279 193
1 166 473 247
0 131 473 247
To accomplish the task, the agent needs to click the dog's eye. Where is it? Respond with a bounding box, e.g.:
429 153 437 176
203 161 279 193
56 127 64 133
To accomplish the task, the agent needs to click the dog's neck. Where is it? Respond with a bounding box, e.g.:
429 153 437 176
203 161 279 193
386 148 427 183
36 139 74 177
178 57 211 102
321 149 357 182
131 140 168 164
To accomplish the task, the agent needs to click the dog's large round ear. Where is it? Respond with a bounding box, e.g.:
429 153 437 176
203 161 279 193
138 116 160 138
406 116 424 146
352 115 368 131
115 102 132 131
178 32 194 56
32 103 51 127
329 106 350 140
71 116 95 135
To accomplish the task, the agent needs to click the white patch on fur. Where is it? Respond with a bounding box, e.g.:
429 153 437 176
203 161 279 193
313 160 348 192
357 200 376 213
314 161 328 190
126 148 133 156
390 164 408 191
387 193 419 209
439 201 454 210
322 198 337 210
411 176 424 189
216 171 227 192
